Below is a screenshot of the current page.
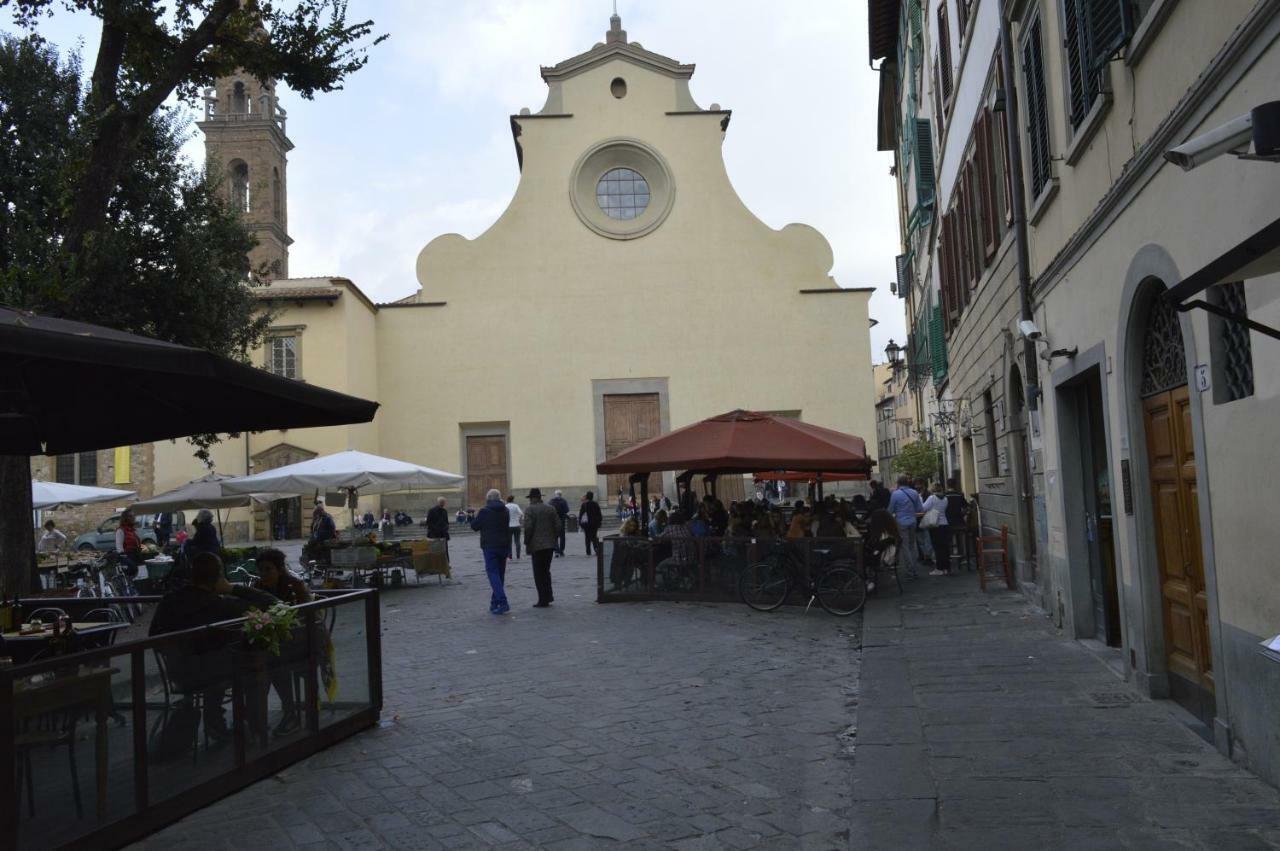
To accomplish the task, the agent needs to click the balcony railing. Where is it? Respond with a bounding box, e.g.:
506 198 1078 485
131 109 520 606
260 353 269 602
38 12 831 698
0 589 380 850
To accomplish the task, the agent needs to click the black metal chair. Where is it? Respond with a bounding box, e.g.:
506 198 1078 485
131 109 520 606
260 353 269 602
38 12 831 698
28 607 68 624
14 647 84 820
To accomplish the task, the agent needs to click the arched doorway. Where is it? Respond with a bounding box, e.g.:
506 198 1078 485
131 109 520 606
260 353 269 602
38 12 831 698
1137 281 1214 718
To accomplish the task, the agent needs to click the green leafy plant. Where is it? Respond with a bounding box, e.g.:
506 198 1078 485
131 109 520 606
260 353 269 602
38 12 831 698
241 603 298 656
895 439 944 482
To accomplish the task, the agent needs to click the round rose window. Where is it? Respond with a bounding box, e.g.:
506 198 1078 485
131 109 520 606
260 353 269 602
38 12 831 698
596 168 650 220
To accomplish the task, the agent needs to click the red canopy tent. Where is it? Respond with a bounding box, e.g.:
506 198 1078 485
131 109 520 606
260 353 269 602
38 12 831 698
597 410 874 476
597 410 874 525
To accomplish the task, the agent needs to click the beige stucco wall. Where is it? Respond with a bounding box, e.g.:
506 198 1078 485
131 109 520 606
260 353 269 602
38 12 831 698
388 54 874 494
1033 38 1280 640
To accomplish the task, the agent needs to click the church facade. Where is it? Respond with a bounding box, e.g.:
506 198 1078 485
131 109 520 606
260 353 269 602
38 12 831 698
151 16 877 539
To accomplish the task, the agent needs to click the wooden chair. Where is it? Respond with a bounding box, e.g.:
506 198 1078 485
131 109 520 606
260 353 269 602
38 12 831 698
976 525 1014 590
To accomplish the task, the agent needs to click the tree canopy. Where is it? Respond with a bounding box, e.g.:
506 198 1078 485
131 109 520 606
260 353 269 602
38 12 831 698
894 439 944 483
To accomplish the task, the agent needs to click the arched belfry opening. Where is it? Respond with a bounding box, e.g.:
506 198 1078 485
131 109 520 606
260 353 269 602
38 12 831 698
229 160 250 213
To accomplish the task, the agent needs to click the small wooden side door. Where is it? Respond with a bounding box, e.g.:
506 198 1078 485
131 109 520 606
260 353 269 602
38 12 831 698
466 436 508 509
1144 385 1213 691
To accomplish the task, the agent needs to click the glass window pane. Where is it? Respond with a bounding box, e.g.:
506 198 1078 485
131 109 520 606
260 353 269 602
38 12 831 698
597 168 650 220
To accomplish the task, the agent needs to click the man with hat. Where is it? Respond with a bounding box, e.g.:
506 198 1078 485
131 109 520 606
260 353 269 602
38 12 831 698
523 488 560 608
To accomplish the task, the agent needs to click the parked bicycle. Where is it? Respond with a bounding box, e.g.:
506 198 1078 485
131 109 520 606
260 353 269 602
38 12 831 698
738 540 867 616
67 551 142 622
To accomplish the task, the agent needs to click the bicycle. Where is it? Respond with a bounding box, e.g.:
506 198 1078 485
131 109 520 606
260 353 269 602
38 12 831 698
738 540 867 616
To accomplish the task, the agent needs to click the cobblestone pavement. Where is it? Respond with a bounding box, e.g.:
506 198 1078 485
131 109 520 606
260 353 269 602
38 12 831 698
133 536 1280 850
135 535 860 850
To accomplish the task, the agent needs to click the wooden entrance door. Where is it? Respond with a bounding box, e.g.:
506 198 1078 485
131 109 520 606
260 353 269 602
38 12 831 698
466 436 507 509
1144 385 1213 693
603 394 661 501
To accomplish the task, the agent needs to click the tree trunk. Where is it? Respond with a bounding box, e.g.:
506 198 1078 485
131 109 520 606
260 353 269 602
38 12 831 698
0 455 36 597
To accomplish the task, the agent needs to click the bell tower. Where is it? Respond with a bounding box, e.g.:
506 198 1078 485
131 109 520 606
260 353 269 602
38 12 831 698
199 71 294 281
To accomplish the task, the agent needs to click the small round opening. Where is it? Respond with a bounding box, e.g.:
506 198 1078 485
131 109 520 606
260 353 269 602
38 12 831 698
610 77 627 99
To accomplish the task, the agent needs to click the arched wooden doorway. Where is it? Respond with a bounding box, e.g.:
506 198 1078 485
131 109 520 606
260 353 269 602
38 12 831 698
1138 284 1214 716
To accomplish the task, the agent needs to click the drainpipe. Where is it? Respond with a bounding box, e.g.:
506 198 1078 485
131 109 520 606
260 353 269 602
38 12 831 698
998 11 1041 411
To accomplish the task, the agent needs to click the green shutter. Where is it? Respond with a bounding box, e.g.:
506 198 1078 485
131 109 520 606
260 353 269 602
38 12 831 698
895 253 911 300
929 304 948 383
915 118 935 206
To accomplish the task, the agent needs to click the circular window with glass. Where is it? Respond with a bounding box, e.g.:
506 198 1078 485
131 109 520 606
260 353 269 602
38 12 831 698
596 168 650 220
570 139 674 240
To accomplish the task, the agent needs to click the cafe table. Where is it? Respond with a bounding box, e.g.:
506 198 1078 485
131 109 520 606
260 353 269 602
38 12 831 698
1 622 129 663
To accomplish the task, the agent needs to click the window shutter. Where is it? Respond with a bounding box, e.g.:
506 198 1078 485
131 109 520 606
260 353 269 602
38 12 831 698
929 303 948 383
896 253 911 299
936 4 953 102
939 220 953 328
113 446 131 484
979 110 1000 259
932 58 944 131
908 0 923 36
1022 17 1053 197
915 118 936 205
1063 0 1088 128
1085 0 1133 70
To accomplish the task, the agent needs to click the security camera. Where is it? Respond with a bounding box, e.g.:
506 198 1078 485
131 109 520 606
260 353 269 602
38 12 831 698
1164 113 1252 171
1018 319 1042 341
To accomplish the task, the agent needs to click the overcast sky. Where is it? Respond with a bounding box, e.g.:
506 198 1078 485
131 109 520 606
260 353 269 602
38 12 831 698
11 0 904 359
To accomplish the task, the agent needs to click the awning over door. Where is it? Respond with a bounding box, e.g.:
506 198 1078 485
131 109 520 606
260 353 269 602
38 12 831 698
1162 215 1280 341
1163 215 1280 303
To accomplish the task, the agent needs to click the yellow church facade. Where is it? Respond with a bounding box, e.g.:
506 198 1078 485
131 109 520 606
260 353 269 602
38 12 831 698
152 16 877 539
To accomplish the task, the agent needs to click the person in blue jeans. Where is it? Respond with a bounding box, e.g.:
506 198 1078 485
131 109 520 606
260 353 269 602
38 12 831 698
888 475 924 580
471 489 512 614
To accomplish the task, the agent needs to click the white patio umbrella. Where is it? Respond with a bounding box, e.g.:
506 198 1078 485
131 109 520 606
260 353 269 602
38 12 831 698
220 450 463 539
32 480 137 510
129 472 289 540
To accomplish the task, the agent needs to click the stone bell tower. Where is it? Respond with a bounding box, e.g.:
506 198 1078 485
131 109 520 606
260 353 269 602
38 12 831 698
198 71 294 281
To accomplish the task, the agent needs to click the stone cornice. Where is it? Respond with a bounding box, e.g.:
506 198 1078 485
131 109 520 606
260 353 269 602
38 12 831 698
541 41 694 83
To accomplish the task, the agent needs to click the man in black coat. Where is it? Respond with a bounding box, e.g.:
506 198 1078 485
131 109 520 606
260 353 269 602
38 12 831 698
579 491 603 556
426 496 450 541
549 490 570 557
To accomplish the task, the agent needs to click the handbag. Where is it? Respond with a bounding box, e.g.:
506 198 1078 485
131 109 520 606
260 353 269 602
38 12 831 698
920 507 940 529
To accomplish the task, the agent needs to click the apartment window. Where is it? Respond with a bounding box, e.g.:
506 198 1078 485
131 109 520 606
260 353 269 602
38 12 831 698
1062 0 1132 130
956 0 972 40
915 118 936 207
55 451 98 486
268 334 299 379
1209 281 1254 404
1021 14 1054 198
936 3 953 104
983 391 999 477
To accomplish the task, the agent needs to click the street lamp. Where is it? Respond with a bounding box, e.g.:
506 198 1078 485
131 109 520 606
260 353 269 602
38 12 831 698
884 339 903 367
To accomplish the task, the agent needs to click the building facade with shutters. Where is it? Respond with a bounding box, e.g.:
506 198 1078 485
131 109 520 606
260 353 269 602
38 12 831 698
141 14 878 541
871 0 1280 788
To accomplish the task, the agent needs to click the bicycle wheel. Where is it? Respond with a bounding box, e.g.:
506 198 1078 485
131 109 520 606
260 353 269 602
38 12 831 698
739 560 790 612
816 562 867 616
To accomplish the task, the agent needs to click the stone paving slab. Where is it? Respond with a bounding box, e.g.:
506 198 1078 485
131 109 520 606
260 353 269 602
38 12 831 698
851 573 1280 849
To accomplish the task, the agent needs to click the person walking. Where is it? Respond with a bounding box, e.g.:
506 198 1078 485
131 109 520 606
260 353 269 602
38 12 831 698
549 490 570 557
471 489 511 614
523 488 559 607
579 491 603 556
922 483 951 576
505 494 524 560
426 497 450 539
888 475 924 580
944 478 969 571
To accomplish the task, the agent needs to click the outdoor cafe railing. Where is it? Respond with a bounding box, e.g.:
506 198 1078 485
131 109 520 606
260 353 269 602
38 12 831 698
597 535 867 604
0 589 382 850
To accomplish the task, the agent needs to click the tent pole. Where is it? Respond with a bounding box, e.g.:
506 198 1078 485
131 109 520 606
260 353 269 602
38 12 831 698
216 508 224 543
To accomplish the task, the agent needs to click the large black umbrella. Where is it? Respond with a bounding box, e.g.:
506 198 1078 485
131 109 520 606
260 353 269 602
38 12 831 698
0 308 379 454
